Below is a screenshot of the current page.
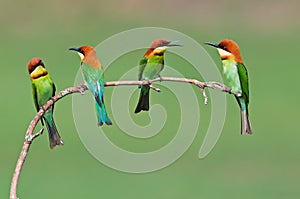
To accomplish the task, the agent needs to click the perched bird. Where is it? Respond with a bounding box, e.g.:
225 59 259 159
205 39 252 134
69 46 112 126
135 39 181 113
28 58 64 148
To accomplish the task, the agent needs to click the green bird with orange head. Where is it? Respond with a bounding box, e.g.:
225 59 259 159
205 39 252 134
135 39 181 113
28 58 64 148
69 46 112 126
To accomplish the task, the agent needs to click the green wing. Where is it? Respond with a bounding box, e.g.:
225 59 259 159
237 63 249 104
32 81 45 125
32 83 39 112
138 57 148 80
51 79 56 111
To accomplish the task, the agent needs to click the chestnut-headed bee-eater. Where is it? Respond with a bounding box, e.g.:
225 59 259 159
69 46 112 126
205 39 252 134
28 58 64 148
135 39 181 113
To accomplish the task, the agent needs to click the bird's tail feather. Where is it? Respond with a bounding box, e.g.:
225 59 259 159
134 86 150 114
241 110 252 135
95 97 112 126
44 114 64 149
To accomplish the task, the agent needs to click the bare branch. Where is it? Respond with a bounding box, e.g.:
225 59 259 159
10 84 88 199
10 77 236 199
105 77 238 104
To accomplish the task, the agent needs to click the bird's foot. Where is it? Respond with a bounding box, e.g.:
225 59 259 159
158 75 163 82
78 83 87 94
40 105 47 113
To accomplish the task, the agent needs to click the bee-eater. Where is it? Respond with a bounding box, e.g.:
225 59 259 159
205 39 252 134
135 39 181 113
28 58 64 148
69 46 112 126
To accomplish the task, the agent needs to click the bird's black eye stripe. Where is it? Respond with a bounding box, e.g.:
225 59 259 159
79 49 85 56
221 46 228 51
154 52 164 56
38 60 45 68
29 61 43 74
30 60 44 73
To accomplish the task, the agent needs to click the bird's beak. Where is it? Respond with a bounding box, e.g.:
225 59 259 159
167 40 182 47
69 47 84 61
204 42 219 48
69 47 79 52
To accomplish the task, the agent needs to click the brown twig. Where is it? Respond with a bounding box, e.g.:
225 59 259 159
10 78 236 199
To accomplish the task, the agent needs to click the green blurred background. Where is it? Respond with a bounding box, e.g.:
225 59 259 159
1 0 299 198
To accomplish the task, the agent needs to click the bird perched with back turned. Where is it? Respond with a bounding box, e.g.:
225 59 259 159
205 39 252 134
135 39 181 113
28 58 64 148
69 46 112 126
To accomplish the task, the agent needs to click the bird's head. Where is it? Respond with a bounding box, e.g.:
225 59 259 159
69 45 101 67
204 39 243 63
28 57 45 74
144 39 181 58
69 46 96 62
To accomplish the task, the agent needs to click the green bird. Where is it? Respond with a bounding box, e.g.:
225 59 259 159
205 39 252 134
28 57 64 148
69 46 112 126
135 39 181 113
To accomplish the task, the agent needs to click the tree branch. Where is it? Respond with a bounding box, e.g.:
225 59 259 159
10 77 236 199
105 77 239 104
10 83 88 199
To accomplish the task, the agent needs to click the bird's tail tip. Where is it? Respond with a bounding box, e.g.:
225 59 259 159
134 90 149 114
46 121 64 149
97 119 112 126
241 111 253 135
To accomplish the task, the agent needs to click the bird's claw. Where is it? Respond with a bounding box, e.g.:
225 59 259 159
159 75 163 82
78 87 86 95
78 83 87 94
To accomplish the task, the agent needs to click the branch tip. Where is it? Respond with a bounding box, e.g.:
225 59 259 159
149 84 161 92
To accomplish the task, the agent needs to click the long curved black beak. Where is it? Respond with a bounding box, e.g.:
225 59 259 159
204 42 220 48
69 47 79 52
167 40 182 47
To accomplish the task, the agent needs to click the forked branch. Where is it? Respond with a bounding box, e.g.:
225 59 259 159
10 77 236 199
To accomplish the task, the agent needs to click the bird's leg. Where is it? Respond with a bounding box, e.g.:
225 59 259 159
158 74 163 82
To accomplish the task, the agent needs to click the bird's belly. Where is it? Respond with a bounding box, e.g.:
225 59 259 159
222 62 241 93
36 79 53 106
142 63 163 80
